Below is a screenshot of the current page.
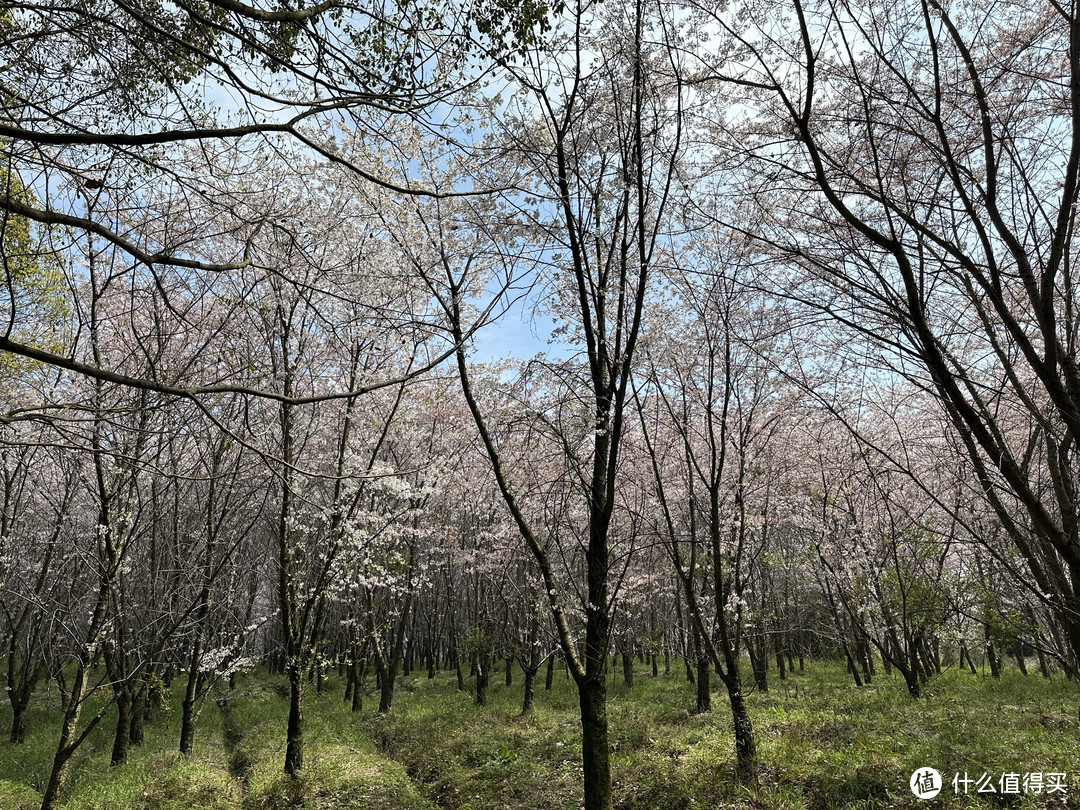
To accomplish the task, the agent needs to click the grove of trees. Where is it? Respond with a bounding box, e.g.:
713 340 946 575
1 0 1078 807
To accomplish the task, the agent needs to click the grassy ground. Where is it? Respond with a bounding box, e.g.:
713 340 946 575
0 659 1077 809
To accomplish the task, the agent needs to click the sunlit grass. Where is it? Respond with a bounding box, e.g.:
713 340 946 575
0 658 1076 809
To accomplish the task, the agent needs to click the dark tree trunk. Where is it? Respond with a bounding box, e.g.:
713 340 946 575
844 648 864 687
987 633 1002 678
900 663 921 697
1015 645 1028 675
578 677 611 810
621 652 634 688
378 666 396 713
1037 644 1051 678
129 680 147 747
859 644 872 684
351 668 364 713
747 637 767 692
695 655 711 714
545 654 555 691
522 669 536 714
960 644 978 675
475 657 489 707
10 701 27 744
723 672 757 778
111 688 132 767
284 667 305 776
179 675 198 757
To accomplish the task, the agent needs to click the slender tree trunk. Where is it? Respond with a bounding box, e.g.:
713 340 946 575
1037 645 1051 678
695 655 711 714
475 654 489 707
284 666 305 776
844 647 863 687
522 669 536 714
986 629 1002 678
351 658 364 713
960 644 978 675
110 688 132 767
378 665 396 714
344 665 355 704
10 700 27 744
179 675 199 756
1015 645 1028 675
129 679 147 747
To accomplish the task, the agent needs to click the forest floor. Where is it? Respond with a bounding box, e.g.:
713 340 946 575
0 660 1078 810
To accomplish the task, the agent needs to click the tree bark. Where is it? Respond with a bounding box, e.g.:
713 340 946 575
284 666 304 776
579 677 611 810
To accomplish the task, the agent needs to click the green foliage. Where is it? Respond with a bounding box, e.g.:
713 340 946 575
482 744 518 768
0 170 69 380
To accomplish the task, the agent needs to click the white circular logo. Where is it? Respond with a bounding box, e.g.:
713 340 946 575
910 768 942 799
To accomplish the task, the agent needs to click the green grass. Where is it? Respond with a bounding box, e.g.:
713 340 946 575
0 660 1077 809
376 661 1080 810
0 674 236 810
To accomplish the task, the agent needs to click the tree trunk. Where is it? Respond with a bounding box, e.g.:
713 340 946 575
129 680 147 747
748 637 767 692
344 665 355 704
621 652 634 688
960 644 978 675
475 656 489 707
987 633 1002 678
284 667 304 776
1037 644 1051 678
522 668 536 714
179 682 197 757
111 688 132 767
578 677 611 810
846 649 864 687
1015 645 1029 675
724 673 756 778
351 662 364 713
695 655 711 714
901 666 921 697
10 700 27 744
378 665 396 714
545 654 555 691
